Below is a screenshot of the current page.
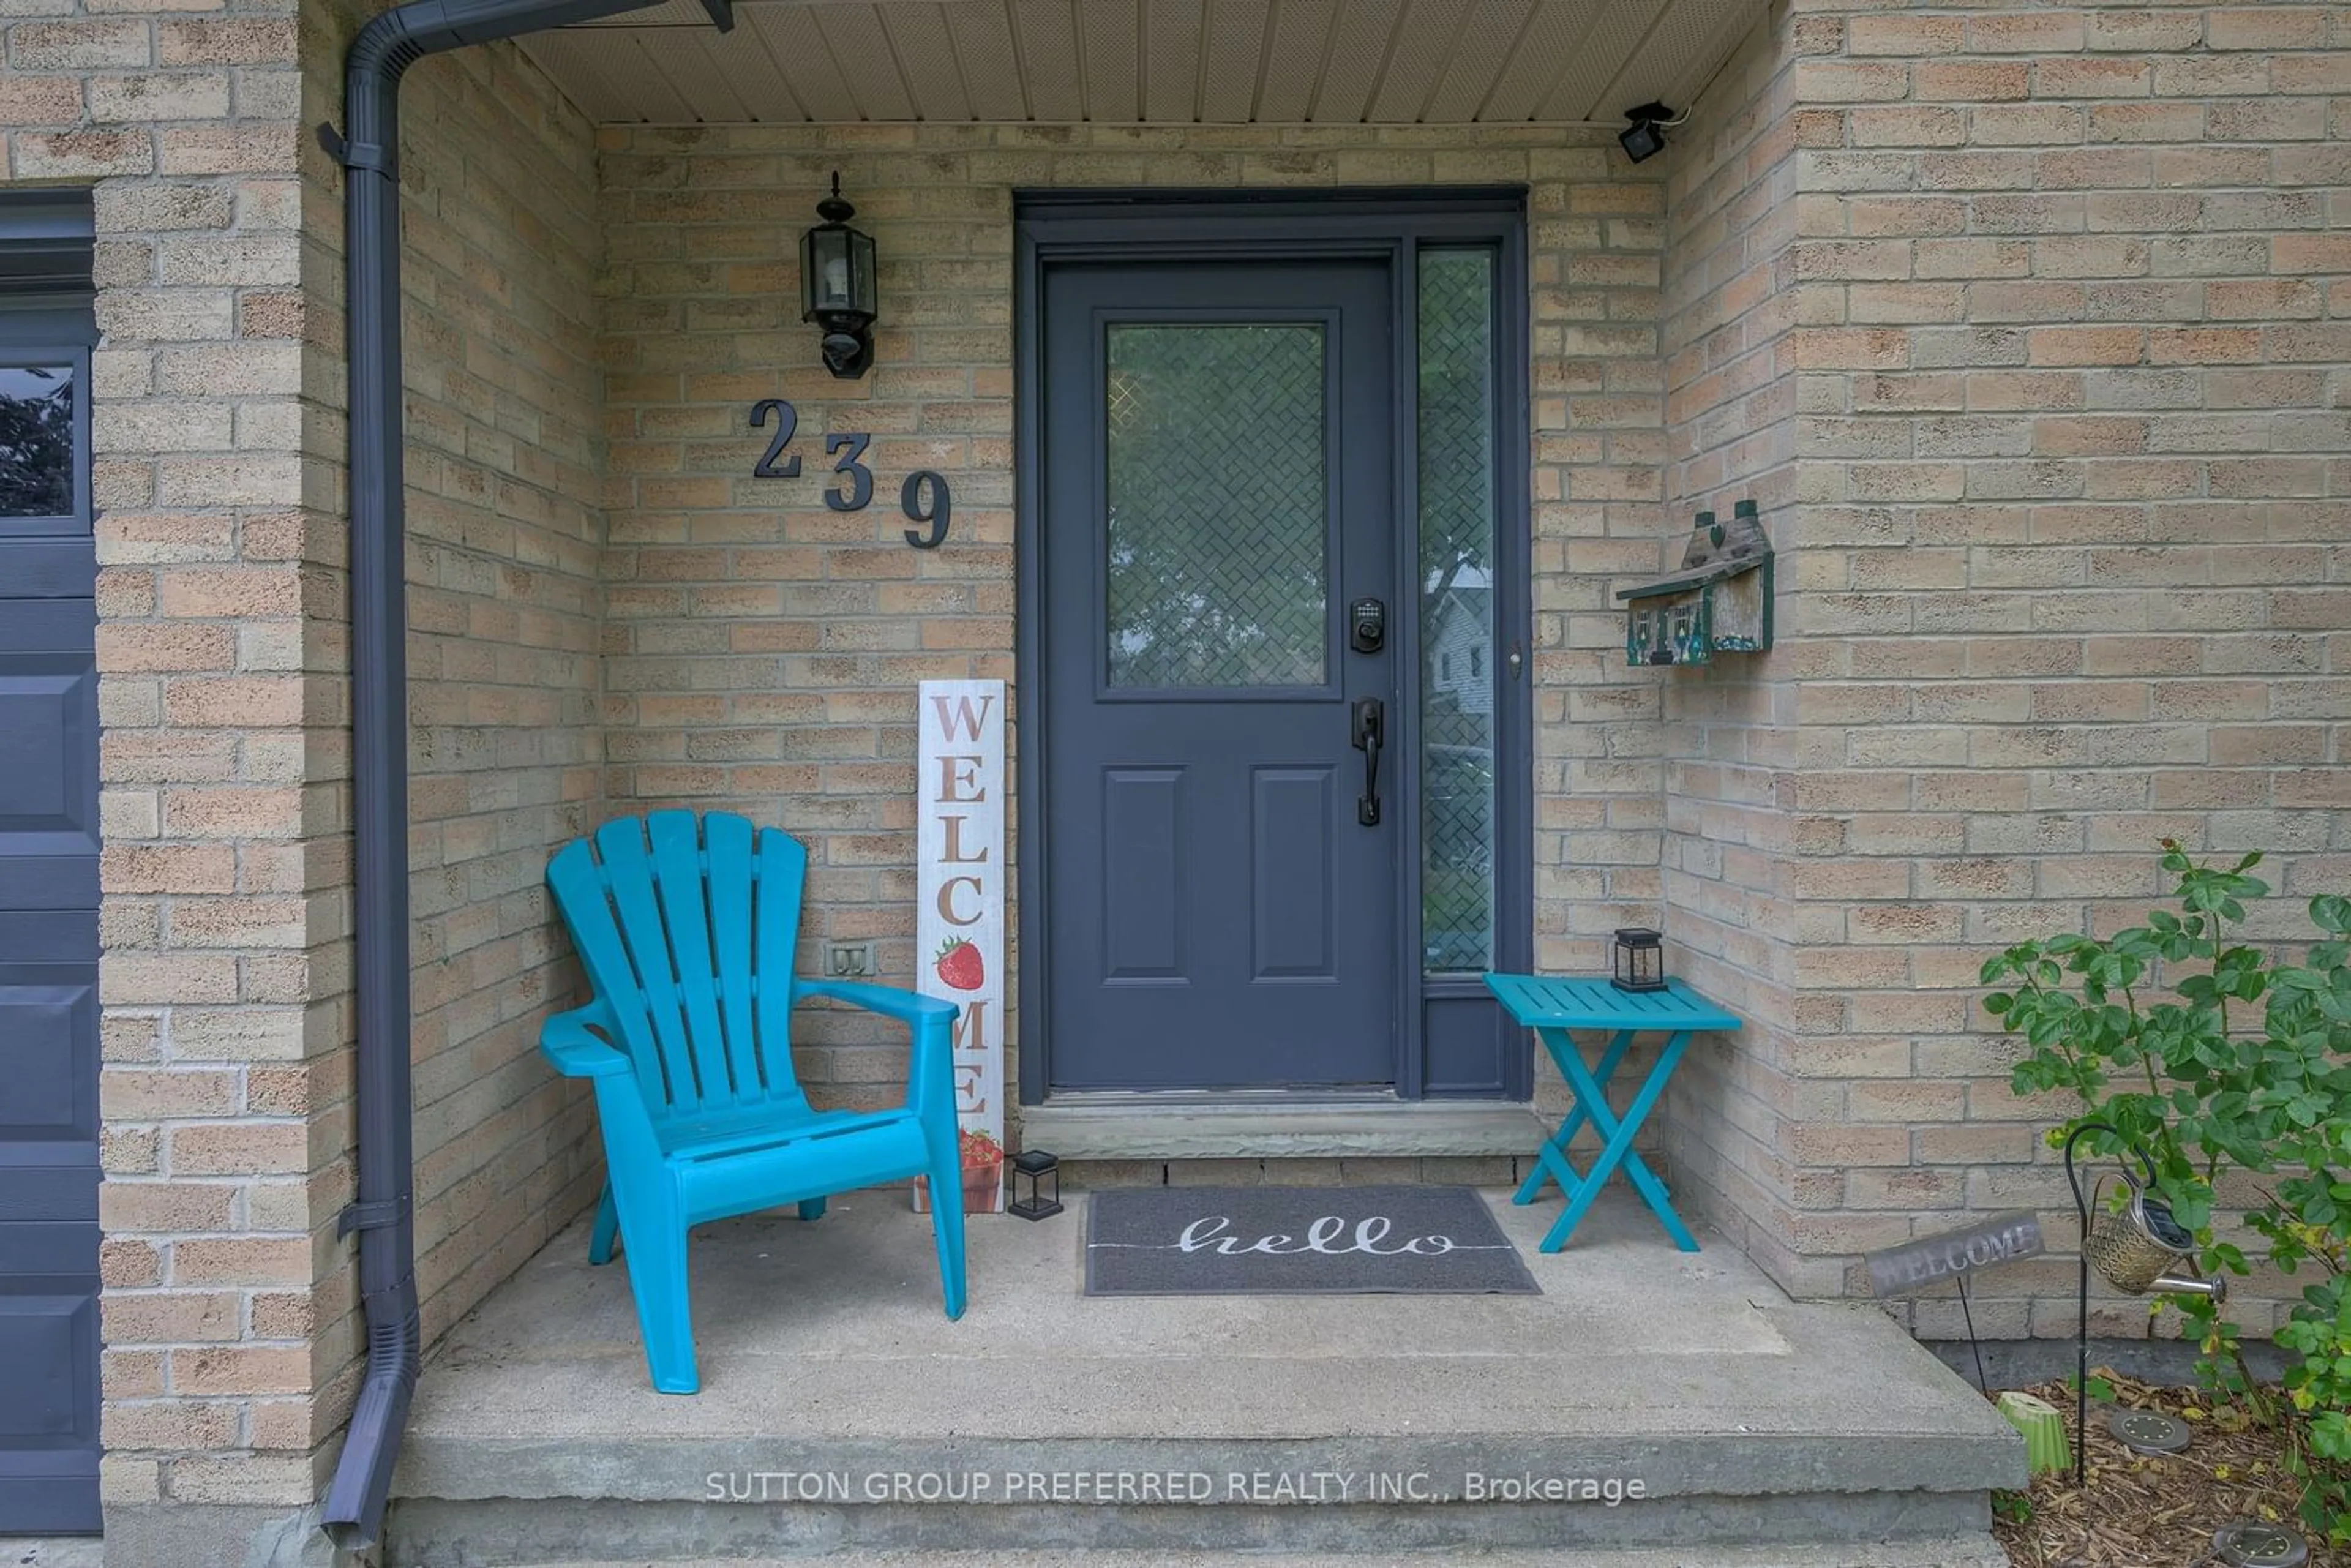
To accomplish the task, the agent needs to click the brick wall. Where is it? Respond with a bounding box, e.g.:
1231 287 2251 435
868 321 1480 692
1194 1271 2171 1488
379 38 609 1353
4 0 609 1544
595 124 1671 1113
1690 0 2351 1326
6 0 352 1534
1655 0 1813 1282
304 0 609 1396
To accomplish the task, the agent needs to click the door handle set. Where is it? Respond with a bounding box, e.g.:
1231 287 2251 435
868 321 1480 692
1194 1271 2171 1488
1351 697 1384 826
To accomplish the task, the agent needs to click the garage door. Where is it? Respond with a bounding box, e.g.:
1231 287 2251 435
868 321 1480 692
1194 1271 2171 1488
0 193 100 1536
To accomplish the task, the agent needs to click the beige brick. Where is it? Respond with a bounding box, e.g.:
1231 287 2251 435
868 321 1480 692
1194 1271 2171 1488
102 1291 242 1346
169 1345 311 1396
2033 58 2153 99
1967 13 2085 53
1913 61 2030 103
102 1351 167 1408
168 1237 309 1288
1847 107 1966 149
105 1401 242 1450
7 20 152 69
0 74 85 124
156 17 295 64
12 129 156 178
88 70 231 121
1794 60 1910 103
164 1455 314 1506
2085 10 2202 52
103 1241 163 1291
2205 7 2329 50
1844 14 1962 55
2028 327 2143 367
2272 234 2351 275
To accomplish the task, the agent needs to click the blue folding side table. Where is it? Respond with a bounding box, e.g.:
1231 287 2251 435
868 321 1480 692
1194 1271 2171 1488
1484 973 1744 1253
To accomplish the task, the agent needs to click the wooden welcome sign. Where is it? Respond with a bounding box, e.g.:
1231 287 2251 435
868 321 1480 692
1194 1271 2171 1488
912 679 1007 1216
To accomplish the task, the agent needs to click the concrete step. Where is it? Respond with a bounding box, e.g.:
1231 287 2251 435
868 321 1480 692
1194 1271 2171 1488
389 1491 2007 1565
482 1543 2011 1567
388 1191 2022 1567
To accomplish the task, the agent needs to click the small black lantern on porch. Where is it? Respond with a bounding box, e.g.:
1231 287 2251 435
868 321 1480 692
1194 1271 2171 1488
1008 1148 1062 1221
800 171 877 379
1609 928 1666 993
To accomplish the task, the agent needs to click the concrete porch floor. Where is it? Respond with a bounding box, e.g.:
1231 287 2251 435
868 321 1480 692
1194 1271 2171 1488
391 1187 2022 1564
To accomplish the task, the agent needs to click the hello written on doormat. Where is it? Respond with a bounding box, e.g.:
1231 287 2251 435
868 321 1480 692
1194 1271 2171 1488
1083 1185 1540 1296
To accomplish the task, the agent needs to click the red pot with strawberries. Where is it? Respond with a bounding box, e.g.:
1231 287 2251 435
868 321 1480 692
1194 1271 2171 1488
913 1127 1003 1215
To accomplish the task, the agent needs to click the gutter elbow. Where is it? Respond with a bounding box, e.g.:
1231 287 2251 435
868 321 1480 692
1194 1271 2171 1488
347 0 440 88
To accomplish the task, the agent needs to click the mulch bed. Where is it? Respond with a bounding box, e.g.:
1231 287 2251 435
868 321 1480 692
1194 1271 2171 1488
1992 1370 2345 1568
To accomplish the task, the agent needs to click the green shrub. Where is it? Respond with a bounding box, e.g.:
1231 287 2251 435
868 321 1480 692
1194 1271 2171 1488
1981 844 2351 1543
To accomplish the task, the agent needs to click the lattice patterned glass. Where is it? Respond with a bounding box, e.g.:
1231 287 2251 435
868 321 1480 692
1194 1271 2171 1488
1104 324 1327 688
1418 250 1498 973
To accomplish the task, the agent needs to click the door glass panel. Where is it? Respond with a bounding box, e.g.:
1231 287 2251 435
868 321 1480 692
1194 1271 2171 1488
0 364 74 519
1417 251 1498 973
1104 324 1327 688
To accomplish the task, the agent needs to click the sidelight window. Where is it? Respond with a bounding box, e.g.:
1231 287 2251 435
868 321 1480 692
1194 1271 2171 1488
1417 249 1499 973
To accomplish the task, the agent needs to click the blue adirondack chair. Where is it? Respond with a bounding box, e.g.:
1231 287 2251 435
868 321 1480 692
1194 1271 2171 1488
539 810 967 1394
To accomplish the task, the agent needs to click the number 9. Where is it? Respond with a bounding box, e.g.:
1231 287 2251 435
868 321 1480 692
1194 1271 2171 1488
902 470 951 549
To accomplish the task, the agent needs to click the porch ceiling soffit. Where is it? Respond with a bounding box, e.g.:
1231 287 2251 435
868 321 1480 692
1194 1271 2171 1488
514 0 1762 127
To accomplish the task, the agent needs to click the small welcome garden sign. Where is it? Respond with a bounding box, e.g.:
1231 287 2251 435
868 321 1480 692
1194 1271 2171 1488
912 680 1008 1215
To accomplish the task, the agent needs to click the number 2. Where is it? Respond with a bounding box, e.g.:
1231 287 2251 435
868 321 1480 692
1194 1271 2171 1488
825 432 872 511
750 399 799 478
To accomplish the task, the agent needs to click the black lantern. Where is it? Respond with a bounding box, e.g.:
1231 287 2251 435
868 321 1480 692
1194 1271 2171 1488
1008 1148 1061 1221
800 171 876 379
1609 927 1665 992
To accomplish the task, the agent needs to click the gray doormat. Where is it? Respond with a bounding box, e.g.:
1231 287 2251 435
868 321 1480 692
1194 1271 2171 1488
1084 1185 1540 1296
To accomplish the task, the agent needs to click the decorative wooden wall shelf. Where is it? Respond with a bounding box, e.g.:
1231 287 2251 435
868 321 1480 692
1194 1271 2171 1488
1617 498 1774 667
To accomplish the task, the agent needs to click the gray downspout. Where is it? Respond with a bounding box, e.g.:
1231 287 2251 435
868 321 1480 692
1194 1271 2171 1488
318 0 725 1547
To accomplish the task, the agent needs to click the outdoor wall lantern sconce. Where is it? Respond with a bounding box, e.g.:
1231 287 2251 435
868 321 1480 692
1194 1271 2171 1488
1609 928 1665 993
1618 498 1774 667
2061 1122 2225 1482
801 171 877 379
1008 1149 1062 1221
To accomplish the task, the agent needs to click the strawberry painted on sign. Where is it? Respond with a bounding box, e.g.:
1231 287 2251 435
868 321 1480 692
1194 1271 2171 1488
912 678 1007 1216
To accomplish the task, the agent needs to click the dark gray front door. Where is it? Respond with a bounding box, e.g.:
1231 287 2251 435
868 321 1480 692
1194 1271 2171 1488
1042 258 1398 1091
0 217 101 1534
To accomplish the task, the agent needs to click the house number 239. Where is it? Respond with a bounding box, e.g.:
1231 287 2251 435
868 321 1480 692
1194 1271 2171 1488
749 399 952 549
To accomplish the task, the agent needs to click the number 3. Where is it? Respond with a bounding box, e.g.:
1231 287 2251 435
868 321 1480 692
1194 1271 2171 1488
825 433 872 511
